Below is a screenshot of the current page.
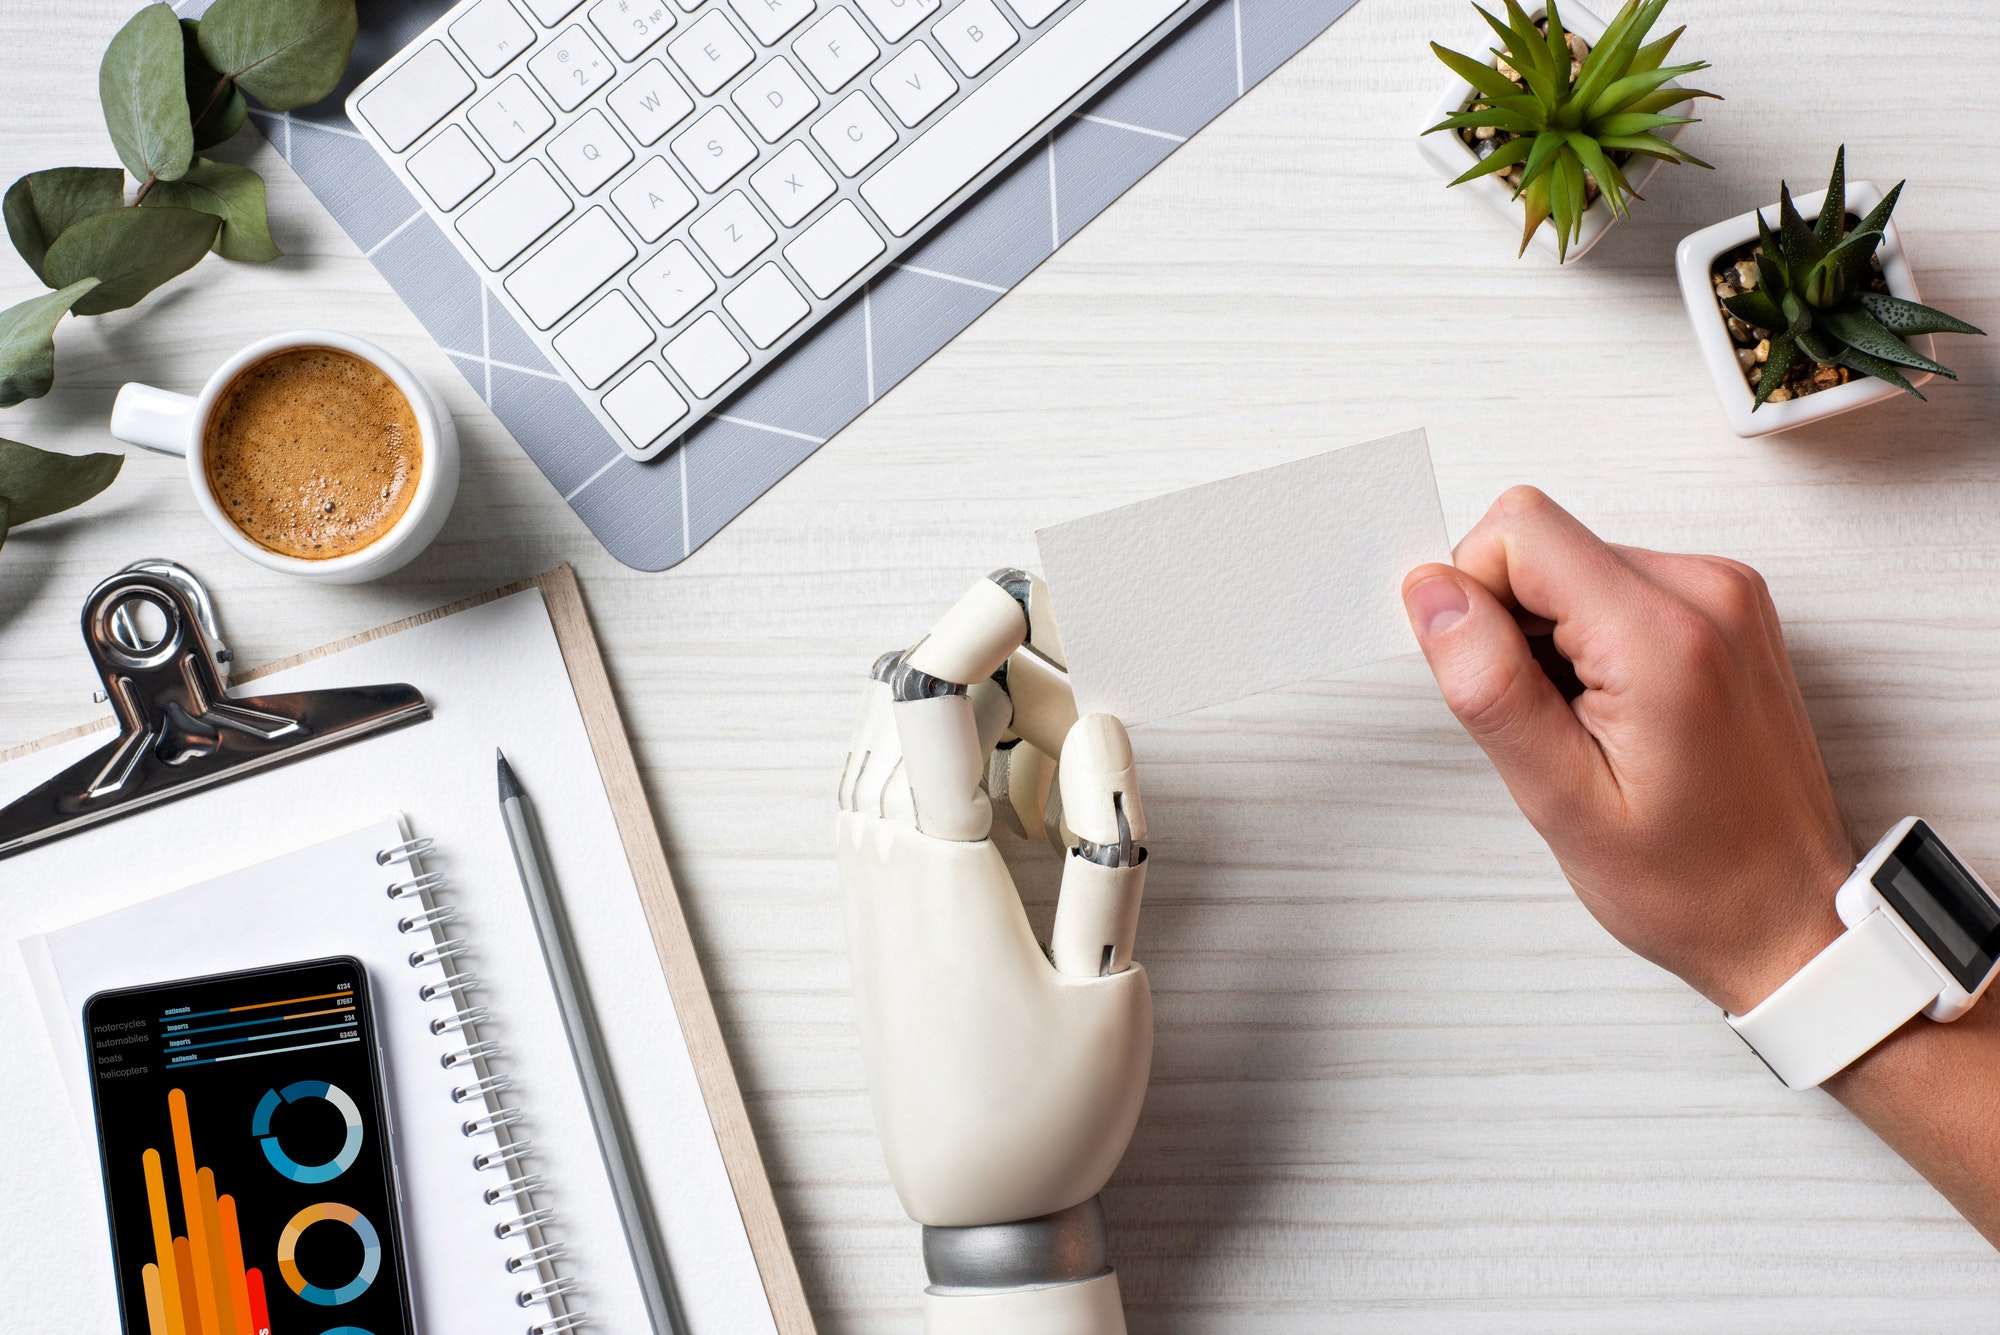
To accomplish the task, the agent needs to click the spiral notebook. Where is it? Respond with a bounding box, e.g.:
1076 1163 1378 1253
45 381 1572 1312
28 819 612 1334
5 571 811 1335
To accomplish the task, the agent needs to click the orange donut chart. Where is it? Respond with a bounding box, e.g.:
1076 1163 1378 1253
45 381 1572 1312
275 1201 382 1306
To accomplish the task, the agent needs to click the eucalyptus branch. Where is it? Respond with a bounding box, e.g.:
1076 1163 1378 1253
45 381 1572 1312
0 0 357 553
189 70 235 132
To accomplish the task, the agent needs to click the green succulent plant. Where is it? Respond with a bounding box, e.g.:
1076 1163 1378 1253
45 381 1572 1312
1424 0 1719 260
1723 146 1986 408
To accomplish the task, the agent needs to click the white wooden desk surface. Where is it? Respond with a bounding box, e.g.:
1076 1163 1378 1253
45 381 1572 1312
5 0 1999 1328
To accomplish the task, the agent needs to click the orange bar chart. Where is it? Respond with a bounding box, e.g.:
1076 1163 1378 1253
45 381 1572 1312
141 1149 187 1335
143 1089 262 1335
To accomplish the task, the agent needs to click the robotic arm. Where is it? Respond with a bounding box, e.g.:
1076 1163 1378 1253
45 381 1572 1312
836 570 1153 1334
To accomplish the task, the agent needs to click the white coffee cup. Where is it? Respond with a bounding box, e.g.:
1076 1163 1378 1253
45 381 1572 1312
110 330 460 584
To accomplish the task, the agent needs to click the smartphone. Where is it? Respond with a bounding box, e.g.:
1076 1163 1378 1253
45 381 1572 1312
85 957 416 1335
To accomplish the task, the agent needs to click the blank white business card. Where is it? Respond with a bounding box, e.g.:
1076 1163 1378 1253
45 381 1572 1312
1036 428 1450 724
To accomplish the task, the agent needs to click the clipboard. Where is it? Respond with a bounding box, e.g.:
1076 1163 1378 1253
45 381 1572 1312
1 564 815 1335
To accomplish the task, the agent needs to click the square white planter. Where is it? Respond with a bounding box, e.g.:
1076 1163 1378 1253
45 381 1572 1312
1415 0 1692 263
1673 181 1935 438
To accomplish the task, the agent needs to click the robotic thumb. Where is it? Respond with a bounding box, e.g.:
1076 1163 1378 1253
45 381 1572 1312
1058 715 1146 850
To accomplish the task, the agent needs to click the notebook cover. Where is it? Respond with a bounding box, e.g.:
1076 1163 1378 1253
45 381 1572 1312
177 0 1362 570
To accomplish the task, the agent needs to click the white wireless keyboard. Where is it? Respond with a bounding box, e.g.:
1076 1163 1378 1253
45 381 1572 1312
347 0 1203 461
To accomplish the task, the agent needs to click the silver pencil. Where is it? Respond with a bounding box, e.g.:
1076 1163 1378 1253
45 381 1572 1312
498 749 681 1335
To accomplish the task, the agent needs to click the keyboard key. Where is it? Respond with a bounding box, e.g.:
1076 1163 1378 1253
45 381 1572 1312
607 60 696 144
932 0 1015 75
549 107 635 193
1010 0 1065 23
664 312 750 396
468 74 557 159
854 0 938 42
407 125 494 209
631 239 716 325
671 106 757 191
792 7 877 93
588 0 675 59
457 160 573 267
668 11 753 95
723 263 809 347
690 190 776 275
602 362 689 448
356 42 475 152
811 91 895 175
732 57 818 142
553 290 654 387
872 41 955 125
727 0 815 45
749 140 834 225
783 198 882 296
528 25 615 110
862 0 1182 234
451 0 537 75
505 207 637 327
611 156 698 239
522 0 587 23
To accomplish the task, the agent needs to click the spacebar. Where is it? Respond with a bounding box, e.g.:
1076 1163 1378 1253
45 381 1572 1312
859 0 1186 236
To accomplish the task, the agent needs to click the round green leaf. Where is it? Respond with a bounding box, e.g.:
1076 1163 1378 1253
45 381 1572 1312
197 0 357 112
141 157 279 262
181 18 249 150
100 4 195 184
42 205 220 315
0 438 123 549
4 167 125 282
0 279 101 407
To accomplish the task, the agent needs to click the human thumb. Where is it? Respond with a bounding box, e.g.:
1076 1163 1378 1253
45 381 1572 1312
1401 565 1609 822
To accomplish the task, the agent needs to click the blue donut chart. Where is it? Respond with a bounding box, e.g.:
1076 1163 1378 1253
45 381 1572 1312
253 1080 365 1183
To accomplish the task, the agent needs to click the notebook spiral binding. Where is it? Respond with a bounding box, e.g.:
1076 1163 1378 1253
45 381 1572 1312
380 833 585 1335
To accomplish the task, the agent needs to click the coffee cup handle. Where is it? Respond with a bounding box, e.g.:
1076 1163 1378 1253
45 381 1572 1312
110 383 197 457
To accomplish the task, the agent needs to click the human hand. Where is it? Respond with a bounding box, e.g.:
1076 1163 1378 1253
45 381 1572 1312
1400 487 1854 1015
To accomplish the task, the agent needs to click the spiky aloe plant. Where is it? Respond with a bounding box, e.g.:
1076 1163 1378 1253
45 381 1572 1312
1424 0 1719 260
1724 147 1986 408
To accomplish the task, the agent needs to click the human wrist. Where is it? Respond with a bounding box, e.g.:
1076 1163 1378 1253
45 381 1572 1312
1684 853 1854 1017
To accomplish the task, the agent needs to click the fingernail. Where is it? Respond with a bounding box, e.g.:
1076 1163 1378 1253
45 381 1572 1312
1406 575 1469 638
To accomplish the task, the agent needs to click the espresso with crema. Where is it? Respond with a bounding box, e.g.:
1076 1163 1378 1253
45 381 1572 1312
202 348 422 560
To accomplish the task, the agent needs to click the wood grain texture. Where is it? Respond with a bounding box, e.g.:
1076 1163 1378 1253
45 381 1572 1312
4 0 2000 1329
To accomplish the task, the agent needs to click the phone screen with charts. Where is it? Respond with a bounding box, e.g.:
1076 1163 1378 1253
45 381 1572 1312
85 957 415 1335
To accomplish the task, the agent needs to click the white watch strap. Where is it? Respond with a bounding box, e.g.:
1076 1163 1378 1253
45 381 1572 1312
1727 910 1944 1089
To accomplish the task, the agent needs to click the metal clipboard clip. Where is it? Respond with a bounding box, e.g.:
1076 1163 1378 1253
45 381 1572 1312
0 560 431 860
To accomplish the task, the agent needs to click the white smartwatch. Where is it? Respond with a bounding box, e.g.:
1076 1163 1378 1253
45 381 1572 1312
1727 818 2000 1089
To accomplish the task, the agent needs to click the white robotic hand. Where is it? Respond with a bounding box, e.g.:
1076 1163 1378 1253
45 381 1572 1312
837 569 1152 1335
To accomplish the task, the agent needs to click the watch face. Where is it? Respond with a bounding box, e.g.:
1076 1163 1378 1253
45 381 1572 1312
1874 821 2000 993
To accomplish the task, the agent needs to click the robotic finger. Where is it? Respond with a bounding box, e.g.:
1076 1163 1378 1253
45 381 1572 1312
1051 714 1148 977
840 651 916 822
894 568 1073 843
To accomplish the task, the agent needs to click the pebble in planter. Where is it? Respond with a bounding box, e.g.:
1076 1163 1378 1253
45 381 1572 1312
1421 0 1718 262
1716 147 1984 415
